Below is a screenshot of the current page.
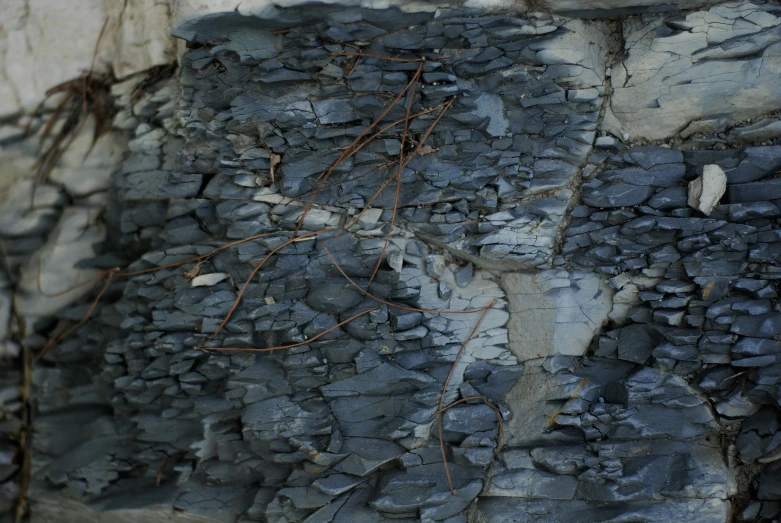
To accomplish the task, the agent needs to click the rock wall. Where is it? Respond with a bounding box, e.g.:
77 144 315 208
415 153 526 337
2 1 781 522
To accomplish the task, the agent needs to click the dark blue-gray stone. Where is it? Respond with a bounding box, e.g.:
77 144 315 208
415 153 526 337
306 280 364 314
454 263 473 288
731 313 781 339
583 183 655 208
728 178 781 203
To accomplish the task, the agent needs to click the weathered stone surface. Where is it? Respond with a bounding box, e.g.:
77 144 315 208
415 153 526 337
503 271 613 361
539 0 723 18
32 495 221 523
17 207 106 318
9 3 781 522
0 0 175 118
604 2 781 141
688 165 726 216
474 498 732 523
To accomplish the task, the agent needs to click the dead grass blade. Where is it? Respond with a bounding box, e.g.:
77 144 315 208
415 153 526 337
120 232 274 277
34 232 276 358
202 306 378 353
330 52 426 62
437 299 495 493
293 67 425 238
36 267 119 361
367 63 422 287
24 17 114 201
197 229 330 349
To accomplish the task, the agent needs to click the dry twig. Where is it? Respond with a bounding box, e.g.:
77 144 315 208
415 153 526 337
437 300 495 493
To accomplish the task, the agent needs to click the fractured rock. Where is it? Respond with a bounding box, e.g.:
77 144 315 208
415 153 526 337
688 165 726 216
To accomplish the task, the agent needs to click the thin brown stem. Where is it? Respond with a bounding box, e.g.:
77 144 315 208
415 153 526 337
202 306 378 352
330 52 426 62
367 63 422 287
297 161 393 199
40 107 90 185
309 100 450 196
119 232 273 277
35 232 276 300
438 395 505 478
33 232 279 359
36 267 119 361
337 101 452 236
338 169 398 236
320 241 488 315
438 396 504 449
293 70 423 238
401 98 454 170
36 265 116 298
89 17 110 76
35 90 73 154
439 396 504 439
305 100 450 216
437 300 495 493
197 229 329 349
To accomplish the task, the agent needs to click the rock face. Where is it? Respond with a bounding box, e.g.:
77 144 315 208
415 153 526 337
2 1 781 523
503 271 613 360
0 0 176 118
563 140 781 523
538 0 724 18
489 361 733 519
605 1 781 141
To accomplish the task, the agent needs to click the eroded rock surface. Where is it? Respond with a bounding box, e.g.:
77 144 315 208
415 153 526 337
2 1 781 523
605 1 781 141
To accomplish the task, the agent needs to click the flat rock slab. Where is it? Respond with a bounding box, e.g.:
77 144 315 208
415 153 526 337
474 498 732 523
605 2 781 140
502 271 613 361
688 164 727 216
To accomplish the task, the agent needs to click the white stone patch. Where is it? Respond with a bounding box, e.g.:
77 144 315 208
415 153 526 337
688 164 727 216
191 273 229 287
502 270 614 362
17 207 106 318
605 1 781 140
476 189 574 269
48 118 127 197
107 0 176 79
388 252 403 274
389 237 514 405
608 284 641 325
0 0 175 118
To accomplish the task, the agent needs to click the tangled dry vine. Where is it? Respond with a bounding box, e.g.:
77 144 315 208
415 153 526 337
33 51 503 494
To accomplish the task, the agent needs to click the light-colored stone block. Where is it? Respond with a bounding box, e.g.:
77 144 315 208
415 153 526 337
604 2 781 141
502 270 613 362
688 164 727 216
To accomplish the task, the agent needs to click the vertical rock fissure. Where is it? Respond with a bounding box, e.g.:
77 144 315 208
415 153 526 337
5 2 781 522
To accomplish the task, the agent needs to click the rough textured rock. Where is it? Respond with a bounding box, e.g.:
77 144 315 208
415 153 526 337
688 164 727 216
3 1 781 522
604 1 781 141
502 271 613 361
539 0 724 18
0 0 175 118
564 140 781 522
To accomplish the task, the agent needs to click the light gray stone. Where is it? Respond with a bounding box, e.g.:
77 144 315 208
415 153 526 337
17 207 106 318
688 165 727 216
604 2 781 141
502 270 613 361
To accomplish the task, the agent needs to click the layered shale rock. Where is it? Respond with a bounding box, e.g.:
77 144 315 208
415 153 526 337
2 1 781 522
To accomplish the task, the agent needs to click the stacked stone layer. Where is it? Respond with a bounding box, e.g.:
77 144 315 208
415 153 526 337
3 1 781 522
